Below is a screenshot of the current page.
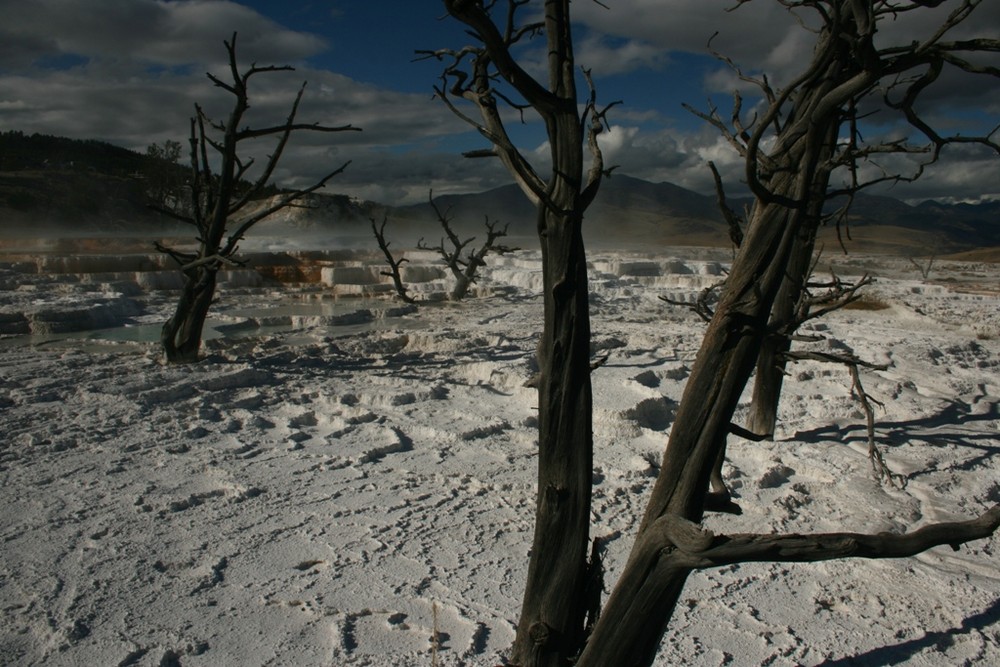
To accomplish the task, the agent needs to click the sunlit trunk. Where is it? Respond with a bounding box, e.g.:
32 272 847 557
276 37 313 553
161 267 217 364
576 198 802 666
747 222 817 436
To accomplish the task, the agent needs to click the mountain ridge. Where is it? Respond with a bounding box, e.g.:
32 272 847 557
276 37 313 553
1 132 997 254
391 173 1000 253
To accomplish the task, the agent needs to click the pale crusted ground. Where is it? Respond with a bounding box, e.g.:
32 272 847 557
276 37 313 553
1 249 998 666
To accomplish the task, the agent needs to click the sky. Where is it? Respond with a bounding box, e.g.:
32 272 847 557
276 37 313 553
0 0 998 206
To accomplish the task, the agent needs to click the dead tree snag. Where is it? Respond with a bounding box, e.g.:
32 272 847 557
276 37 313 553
576 3 1000 664
419 191 517 300
428 1 617 663
427 2 999 666
154 33 359 364
371 216 418 304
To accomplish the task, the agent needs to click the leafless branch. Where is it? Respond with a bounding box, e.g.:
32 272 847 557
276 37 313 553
659 280 725 323
371 216 418 305
581 68 621 208
153 241 197 268
794 273 874 326
709 161 744 248
907 254 936 280
848 362 905 487
780 345 903 487
420 190 517 300
648 504 1000 568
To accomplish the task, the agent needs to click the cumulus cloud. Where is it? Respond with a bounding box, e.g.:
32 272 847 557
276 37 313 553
0 0 494 204
832 142 1000 204
0 0 326 70
0 0 335 151
572 0 803 69
0 1 997 206
574 0 1000 201
591 122 737 193
575 1 1000 102
576 33 670 77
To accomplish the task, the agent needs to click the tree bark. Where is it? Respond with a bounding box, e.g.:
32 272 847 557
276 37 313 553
434 2 603 662
161 266 218 364
746 217 819 436
574 191 806 665
746 116 835 436
513 197 594 666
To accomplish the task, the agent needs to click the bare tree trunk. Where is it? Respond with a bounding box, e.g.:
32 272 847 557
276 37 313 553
514 198 594 666
161 266 218 364
444 253 474 300
746 220 818 436
432 3 610 662
746 116 834 437
576 197 803 665
450 275 472 301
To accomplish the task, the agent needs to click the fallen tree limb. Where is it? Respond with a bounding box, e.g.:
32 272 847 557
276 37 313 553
653 504 1000 567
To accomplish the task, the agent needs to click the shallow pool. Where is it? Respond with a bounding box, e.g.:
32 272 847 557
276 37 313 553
0 297 423 350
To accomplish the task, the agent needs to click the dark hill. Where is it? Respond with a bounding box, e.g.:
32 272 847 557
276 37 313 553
1 131 997 253
390 174 731 248
393 174 999 253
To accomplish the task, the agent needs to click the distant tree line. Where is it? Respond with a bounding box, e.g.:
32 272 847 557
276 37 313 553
0 131 148 175
0 130 285 217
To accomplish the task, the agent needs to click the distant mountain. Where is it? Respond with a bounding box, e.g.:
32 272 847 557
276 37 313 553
392 174 1000 253
585 174 737 247
1 131 997 254
820 193 1000 253
390 174 733 248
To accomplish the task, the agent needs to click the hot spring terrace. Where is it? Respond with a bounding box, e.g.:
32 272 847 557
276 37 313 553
0 247 736 339
2 243 993 343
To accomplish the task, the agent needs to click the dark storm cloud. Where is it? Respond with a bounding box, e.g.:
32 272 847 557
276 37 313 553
0 31 61 69
0 0 326 68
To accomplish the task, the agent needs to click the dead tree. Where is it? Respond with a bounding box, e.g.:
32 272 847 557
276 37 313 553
662 267 890 498
371 215 418 304
574 3 1000 665
143 139 185 209
425 2 998 666
908 253 937 280
419 191 517 300
746 263 875 439
154 33 360 363
687 0 1000 441
426 1 616 663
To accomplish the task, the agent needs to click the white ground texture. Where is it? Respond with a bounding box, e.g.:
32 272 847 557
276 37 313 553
2 247 999 667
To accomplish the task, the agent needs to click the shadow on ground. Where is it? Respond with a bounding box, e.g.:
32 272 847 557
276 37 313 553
815 597 1000 666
